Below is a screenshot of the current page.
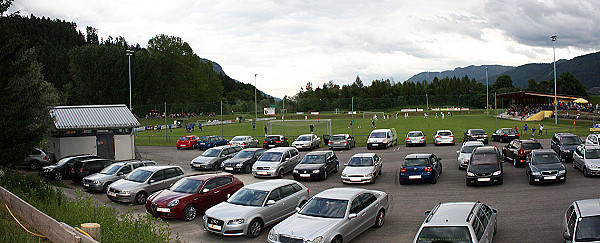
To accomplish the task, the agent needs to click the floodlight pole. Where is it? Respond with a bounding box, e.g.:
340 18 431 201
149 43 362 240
126 50 134 112
351 97 354 136
283 98 285 136
485 67 489 115
221 100 223 137
254 74 258 122
551 35 557 125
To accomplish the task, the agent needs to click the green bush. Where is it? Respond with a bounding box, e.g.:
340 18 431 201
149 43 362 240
0 171 179 243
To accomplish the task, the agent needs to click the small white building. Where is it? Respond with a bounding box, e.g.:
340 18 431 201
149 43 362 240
47 104 140 160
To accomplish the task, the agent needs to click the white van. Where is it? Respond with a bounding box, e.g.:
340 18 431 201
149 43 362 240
367 128 397 149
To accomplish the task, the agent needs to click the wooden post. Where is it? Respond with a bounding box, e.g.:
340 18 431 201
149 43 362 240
80 223 101 242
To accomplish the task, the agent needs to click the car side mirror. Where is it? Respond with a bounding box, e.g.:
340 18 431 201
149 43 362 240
425 210 431 215
266 200 276 206
169 183 174 187
563 230 571 241
348 213 357 219
117 172 124 176
295 207 301 213
202 188 210 193
344 163 348 166
438 158 442 161
226 194 231 198
456 151 460 154
149 179 155 184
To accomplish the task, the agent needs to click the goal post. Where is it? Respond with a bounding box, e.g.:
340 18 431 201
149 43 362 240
268 119 331 137
362 111 385 119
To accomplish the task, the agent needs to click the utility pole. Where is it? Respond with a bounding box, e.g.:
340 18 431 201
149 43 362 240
351 97 354 137
485 67 489 115
551 35 558 125
221 100 224 137
283 98 285 136
254 74 258 122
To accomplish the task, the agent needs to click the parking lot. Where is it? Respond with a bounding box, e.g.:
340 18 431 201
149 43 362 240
62 138 600 242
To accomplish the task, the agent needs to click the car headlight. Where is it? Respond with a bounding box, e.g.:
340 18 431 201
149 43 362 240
366 173 374 177
305 236 324 243
312 170 320 174
559 170 566 174
492 171 502 176
167 199 179 207
531 171 541 176
268 228 279 241
93 180 101 184
235 163 243 167
121 191 131 195
293 169 299 173
467 172 475 177
342 173 347 177
590 164 599 169
227 218 245 225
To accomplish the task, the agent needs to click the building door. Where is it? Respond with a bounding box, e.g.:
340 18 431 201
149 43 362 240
96 134 115 160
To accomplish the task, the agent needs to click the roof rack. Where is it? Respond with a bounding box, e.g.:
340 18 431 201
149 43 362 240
466 201 480 222
425 202 442 223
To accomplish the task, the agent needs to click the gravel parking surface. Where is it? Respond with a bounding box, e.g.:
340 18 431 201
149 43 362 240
62 138 600 242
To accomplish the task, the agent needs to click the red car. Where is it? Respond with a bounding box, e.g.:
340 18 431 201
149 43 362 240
176 135 199 149
145 173 243 221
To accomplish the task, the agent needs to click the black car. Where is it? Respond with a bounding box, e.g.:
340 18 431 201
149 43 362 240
39 154 100 181
551 133 583 162
292 151 339 180
263 135 289 148
69 158 114 183
466 146 503 186
502 139 543 167
221 148 266 173
492 128 520 142
463 129 489 144
525 150 566 184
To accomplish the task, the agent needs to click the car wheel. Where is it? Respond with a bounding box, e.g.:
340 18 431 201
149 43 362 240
528 174 534 185
134 191 148 205
331 235 343 243
212 162 219 171
247 219 263 238
176 147 181 150
573 162 577 169
29 161 40 170
466 180 472 186
244 164 252 174
53 172 64 181
399 179 406 185
513 155 518 167
494 219 497 235
497 178 503 185
278 169 284 179
103 182 112 193
334 163 339 173
323 170 328 180
584 167 590 177
374 209 385 228
183 204 197 221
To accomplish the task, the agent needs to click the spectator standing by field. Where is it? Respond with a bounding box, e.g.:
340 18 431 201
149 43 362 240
515 126 519 134
371 120 375 128
264 125 268 136
531 126 536 137
310 124 314 133
524 124 528 132
539 124 543 136
252 122 256 131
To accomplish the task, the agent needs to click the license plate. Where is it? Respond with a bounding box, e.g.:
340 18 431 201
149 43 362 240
350 178 362 182
478 178 491 182
194 164 202 167
372 144 378 146
269 145 275 147
335 142 341 144
200 143 206 145
83 183 89 187
300 174 310 177
544 176 557 180
257 172 267 175
296 145 302 148
157 208 170 213
477 138 485 141
208 224 222 231
224 167 233 171
108 192 116 197
409 175 421 179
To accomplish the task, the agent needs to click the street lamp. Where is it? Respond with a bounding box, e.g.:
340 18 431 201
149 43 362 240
254 74 257 121
551 35 557 125
485 67 489 115
126 49 134 112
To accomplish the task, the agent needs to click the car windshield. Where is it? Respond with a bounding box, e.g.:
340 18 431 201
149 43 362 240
438 132 452 136
416 226 472 243
55 157 72 166
296 135 312 141
586 149 600 159
178 136 190 141
575 216 600 242
561 136 582 145
523 143 542 150
471 152 498 165
169 178 203 194
408 132 424 137
299 197 348 218
231 137 245 141
403 158 429 166
370 132 386 138
227 188 268 207
198 136 209 142
125 170 153 183
502 129 516 134
202 149 220 157
265 136 281 141
235 150 254 158
461 145 481 153
259 152 282 162
330 135 345 140
100 164 121 175
300 155 326 164
347 157 373 166
472 130 486 135
532 153 560 164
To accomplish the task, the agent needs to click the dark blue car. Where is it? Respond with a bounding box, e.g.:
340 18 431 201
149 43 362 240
399 153 442 184
197 135 229 149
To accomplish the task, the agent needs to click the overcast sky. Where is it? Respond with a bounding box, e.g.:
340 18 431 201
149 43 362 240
10 0 600 98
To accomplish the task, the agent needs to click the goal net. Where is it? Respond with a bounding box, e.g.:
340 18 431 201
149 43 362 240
362 111 385 119
268 119 332 137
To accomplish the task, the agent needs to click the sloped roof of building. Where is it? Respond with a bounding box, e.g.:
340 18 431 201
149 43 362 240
50 104 140 130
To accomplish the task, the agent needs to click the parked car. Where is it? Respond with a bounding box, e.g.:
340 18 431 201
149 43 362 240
492 128 519 142
525 150 566 184
466 146 503 186
399 154 443 184
413 202 497 243
252 147 300 178
176 135 200 149
328 134 356 150
263 135 289 148
197 135 229 149
82 160 156 192
463 129 489 145
229 136 259 148
366 128 397 149
268 188 389 243
69 158 114 184
221 148 266 173
40 154 100 181
552 133 583 162
563 198 600 243
293 151 339 180
146 173 244 221
291 134 321 150
107 165 185 204
502 139 543 167
21 148 51 170
457 141 485 170
573 145 600 177
203 179 309 238
585 134 600 146
190 145 242 170
433 130 455 146
406 131 427 147
341 153 382 184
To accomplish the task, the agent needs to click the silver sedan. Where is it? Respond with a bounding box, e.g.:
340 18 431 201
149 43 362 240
573 145 600 176
341 153 382 184
229 136 259 148
292 134 321 150
433 130 455 146
268 187 389 243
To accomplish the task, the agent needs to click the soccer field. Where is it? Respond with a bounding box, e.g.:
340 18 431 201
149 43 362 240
135 111 594 147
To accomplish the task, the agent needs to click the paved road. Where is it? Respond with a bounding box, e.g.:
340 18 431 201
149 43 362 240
63 139 600 242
